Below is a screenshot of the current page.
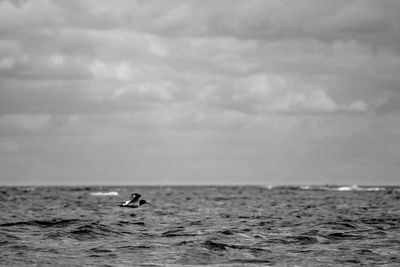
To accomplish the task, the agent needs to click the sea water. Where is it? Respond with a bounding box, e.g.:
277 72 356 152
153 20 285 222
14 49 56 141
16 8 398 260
1 185 400 266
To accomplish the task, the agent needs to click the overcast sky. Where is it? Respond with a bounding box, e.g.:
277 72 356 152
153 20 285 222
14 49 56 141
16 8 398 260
0 0 399 185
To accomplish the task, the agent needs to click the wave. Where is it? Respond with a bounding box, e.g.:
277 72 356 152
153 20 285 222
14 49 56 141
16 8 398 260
68 223 116 240
335 185 384 191
90 192 119 196
0 219 80 228
115 245 152 251
0 232 20 245
265 185 389 191
0 219 123 241
324 232 364 240
161 227 199 237
47 221 122 241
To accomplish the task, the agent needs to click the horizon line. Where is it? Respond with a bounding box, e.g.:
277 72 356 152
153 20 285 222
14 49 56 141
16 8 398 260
1 183 400 187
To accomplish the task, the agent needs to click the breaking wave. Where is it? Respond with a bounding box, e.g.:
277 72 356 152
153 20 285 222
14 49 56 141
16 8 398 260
265 184 388 191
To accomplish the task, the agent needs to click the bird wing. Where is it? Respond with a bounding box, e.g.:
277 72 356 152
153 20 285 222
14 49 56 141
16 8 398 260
127 194 141 205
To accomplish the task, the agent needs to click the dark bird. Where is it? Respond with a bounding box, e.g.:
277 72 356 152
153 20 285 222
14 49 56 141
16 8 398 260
119 193 151 208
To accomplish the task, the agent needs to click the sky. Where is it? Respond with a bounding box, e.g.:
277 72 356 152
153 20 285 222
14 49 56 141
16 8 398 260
0 0 400 185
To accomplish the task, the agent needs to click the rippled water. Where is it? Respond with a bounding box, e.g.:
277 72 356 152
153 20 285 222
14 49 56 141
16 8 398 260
1 186 400 266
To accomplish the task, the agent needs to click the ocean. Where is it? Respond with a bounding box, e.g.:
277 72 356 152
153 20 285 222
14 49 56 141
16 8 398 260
1 185 400 266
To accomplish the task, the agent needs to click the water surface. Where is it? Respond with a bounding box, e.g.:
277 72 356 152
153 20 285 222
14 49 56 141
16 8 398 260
1 185 400 266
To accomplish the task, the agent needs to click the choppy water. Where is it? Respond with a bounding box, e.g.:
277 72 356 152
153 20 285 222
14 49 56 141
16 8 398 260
1 185 400 266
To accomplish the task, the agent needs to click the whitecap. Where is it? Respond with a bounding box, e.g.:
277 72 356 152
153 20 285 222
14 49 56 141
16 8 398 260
300 185 312 190
337 185 359 191
336 185 384 192
364 187 384 191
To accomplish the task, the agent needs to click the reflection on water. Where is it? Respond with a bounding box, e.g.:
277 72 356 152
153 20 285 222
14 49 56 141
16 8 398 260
1 186 400 266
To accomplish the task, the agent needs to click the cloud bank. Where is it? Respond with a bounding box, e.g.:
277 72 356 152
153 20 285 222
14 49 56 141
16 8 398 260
1 0 400 185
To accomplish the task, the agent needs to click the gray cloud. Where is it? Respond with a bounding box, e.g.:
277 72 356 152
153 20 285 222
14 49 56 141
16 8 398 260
1 0 400 185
